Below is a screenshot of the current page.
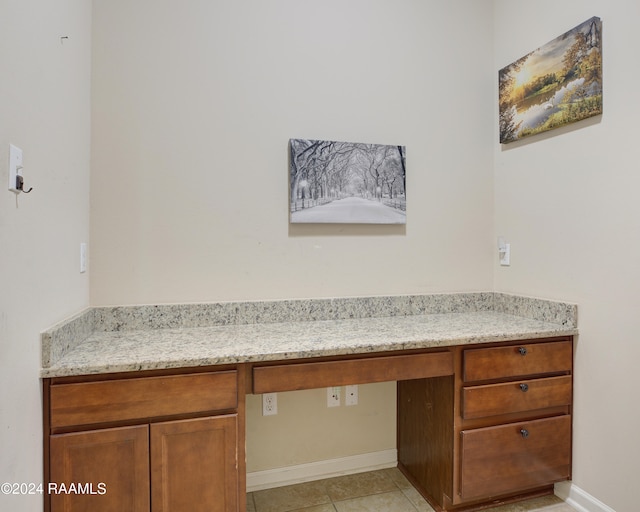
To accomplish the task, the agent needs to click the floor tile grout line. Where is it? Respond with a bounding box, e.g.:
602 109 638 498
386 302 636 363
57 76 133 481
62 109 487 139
327 469 406 505
250 468 426 512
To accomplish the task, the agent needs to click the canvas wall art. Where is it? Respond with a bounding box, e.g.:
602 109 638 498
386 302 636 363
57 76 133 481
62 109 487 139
499 16 602 144
289 138 406 224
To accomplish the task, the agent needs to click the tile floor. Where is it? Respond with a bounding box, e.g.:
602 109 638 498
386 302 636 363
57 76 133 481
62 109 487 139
247 468 577 512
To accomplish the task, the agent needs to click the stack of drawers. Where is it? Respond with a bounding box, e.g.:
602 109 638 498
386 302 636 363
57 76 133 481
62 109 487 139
458 340 573 502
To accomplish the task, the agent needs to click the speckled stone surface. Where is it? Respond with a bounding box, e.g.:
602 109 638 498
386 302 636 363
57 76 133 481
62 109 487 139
493 293 577 327
91 293 497 332
40 307 96 368
41 293 577 378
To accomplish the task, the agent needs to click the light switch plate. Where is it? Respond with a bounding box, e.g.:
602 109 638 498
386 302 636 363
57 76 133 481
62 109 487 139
9 144 23 193
500 243 511 266
80 243 87 273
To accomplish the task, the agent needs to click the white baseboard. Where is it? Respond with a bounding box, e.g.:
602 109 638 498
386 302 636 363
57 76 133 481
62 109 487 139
555 482 616 512
246 449 398 492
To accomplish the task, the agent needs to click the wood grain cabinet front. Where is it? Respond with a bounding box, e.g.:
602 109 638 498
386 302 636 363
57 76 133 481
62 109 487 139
461 375 572 419
50 425 150 512
463 340 572 382
460 415 571 500
397 337 573 511
456 338 573 507
49 371 238 429
45 368 243 512
150 415 238 512
253 351 453 393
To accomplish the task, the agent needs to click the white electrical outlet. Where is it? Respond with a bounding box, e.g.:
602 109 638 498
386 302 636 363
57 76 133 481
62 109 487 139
262 393 277 416
345 385 358 406
327 386 341 407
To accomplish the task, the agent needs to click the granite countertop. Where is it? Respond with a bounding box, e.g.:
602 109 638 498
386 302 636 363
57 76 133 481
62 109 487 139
41 293 578 378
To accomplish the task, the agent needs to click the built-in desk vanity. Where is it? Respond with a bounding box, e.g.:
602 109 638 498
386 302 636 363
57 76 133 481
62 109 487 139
40 293 577 512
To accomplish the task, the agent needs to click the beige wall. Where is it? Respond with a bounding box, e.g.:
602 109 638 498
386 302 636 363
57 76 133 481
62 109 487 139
246 383 397 473
90 0 495 306
0 1 91 511
7 1 636 510
89 0 495 474
494 2 639 510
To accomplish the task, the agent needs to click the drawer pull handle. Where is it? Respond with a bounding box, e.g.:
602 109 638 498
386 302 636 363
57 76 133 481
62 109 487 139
518 347 528 356
519 383 529 392
520 428 529 438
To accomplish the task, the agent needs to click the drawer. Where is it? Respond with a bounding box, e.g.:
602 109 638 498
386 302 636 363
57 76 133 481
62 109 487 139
460 415 571 500
462 375 572 419
253 352 453 393
50 371 238 429
463 340 572 382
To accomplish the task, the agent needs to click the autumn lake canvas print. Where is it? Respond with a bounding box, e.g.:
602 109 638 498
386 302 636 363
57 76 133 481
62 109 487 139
499 16 602 144
289 138 406 224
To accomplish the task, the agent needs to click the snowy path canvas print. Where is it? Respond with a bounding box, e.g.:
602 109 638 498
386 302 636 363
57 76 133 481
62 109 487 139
289 138 406 224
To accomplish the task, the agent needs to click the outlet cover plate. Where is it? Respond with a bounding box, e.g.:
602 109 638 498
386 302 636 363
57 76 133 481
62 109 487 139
327 386 341 407
345 385 358 406
262 393 277 416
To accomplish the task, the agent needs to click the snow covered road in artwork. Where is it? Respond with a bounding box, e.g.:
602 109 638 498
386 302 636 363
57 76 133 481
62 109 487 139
291 197 406 224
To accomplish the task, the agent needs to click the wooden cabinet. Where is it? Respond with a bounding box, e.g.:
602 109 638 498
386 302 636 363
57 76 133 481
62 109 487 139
151 416 238 512
459 415 571 500
462 340 572 382
44 367 245 512
49 372 238 429
44 337 572 512
461 375 571 419
398 337 573 511
253 351 453 393
50 425 150 512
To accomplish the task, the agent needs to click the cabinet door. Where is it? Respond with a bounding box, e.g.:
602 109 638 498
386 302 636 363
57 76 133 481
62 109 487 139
50 425 150 512
151 415 238 512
